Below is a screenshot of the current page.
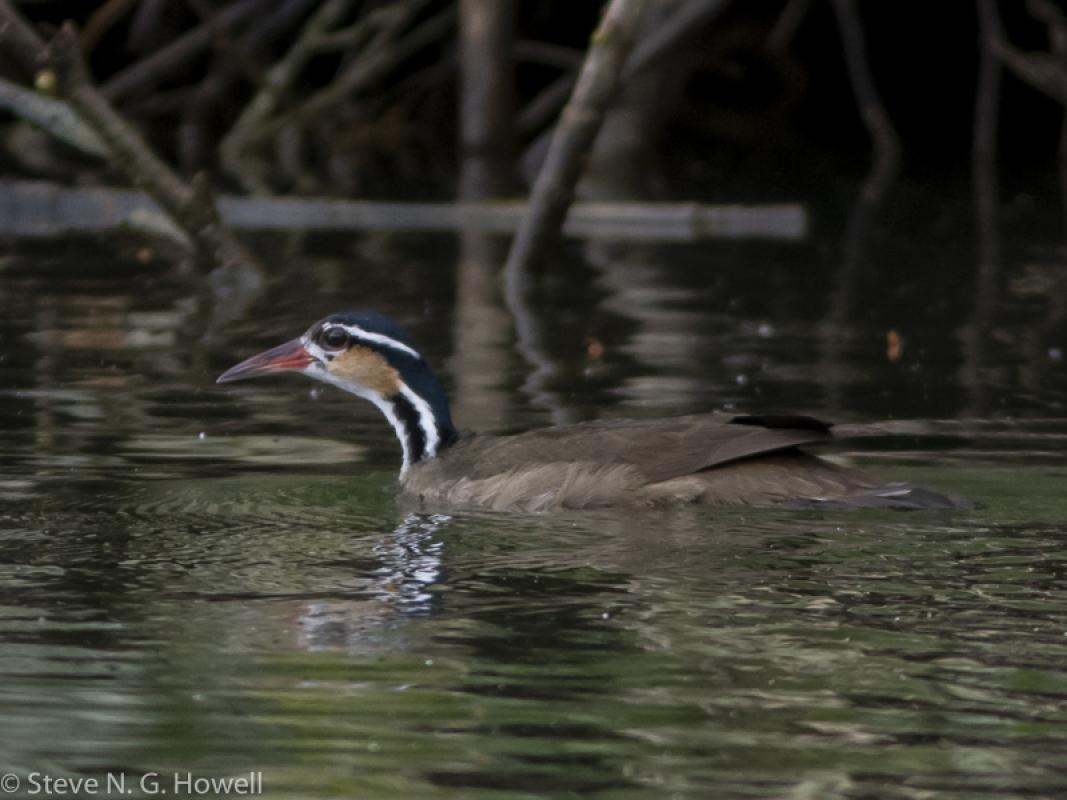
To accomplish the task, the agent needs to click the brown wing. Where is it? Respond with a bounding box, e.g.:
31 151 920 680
445 413 851 484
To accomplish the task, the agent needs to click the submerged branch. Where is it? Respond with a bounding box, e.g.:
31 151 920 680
0 181 807 241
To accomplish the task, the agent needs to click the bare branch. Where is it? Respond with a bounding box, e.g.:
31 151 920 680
253 4 455 144
503 0 650 280
0 2 263 286
102 0 264 102
81 0 138 55
220 0 356 192
0 75 108 156
832 0 900 203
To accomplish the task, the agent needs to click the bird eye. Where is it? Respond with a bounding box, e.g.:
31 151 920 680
320 327 348 349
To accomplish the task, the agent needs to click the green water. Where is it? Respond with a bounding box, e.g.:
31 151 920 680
1 223 1066 798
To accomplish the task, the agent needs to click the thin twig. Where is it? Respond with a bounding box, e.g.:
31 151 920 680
80 0 138 55
1025 0 1067 228
309 5 395 52
981 0 1067 104
514 40 583 69
974 0 1002 270
220 0 356 192
768 0 812 54
253 4 454 145
0 1 49 68
127 0 175 54
831 0 900 203
627 0 729 75
175 0 311 172
517 72 577 137
102 0 264 102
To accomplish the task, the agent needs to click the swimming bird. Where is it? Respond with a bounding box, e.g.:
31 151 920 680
216 311 962 512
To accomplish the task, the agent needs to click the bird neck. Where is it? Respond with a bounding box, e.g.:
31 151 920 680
372 380 457 476
320 347 457 476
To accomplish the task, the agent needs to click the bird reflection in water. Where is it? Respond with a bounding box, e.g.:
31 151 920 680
293 513 452 652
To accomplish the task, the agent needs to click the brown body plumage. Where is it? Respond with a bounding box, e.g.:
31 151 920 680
401 414 952 512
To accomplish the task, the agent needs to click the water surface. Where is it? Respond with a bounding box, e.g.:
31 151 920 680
1 219 1066 798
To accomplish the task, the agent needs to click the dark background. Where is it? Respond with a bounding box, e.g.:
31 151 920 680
2 0 1064 208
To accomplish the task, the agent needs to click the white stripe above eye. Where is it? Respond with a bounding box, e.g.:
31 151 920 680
326 324 421 359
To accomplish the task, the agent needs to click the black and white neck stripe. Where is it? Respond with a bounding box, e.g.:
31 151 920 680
391 393 429 468
378 384 456 475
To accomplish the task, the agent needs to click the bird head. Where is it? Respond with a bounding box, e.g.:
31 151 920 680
217 311 456 470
